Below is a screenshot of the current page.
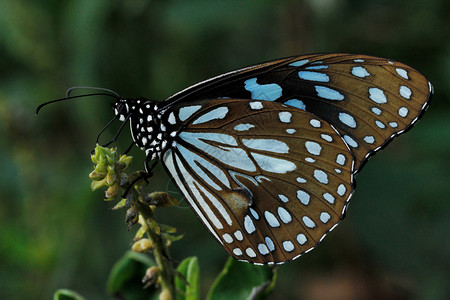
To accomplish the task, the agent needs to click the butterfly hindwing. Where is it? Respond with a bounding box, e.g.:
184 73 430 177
163 53 432 172
162 99 354 264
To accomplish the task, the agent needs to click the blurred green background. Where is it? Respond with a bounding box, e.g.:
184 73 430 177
1 0 449 299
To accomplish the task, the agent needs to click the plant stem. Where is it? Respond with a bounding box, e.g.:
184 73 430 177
135 200 176 299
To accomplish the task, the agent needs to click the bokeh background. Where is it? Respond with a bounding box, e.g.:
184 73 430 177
1 0 449 299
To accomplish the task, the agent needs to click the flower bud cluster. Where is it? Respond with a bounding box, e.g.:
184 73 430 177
89 144 132 199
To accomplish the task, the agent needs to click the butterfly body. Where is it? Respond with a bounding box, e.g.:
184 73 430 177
104 54 432 264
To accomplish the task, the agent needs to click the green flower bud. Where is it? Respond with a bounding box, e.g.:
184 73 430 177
89 170 106 181
105 182 120 199
158 288 172 300
132 238 153 252
125 207 138 227
142 192 179 208
91 178 107 191
105 171 116 186
142 266 160 288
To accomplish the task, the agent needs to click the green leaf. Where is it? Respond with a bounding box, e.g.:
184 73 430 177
106 251 157 299
175 256 200 300
53 289 84 300
206 258 277 300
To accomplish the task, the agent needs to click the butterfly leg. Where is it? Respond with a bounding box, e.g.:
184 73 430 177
121 160 158 198
102 114 131 147
124 141 135 155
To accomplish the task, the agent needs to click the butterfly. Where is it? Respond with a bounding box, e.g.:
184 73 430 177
37 53 432 265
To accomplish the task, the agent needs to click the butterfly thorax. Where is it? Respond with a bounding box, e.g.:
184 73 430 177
113 98 173 160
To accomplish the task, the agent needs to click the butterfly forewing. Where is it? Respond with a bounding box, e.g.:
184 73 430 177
163 53 432 172
162 99 354 264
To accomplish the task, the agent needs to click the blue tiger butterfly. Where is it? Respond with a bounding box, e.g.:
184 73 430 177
37 53 432 265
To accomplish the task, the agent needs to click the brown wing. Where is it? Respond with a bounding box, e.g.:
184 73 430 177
162 53 432 172
162 99 354 264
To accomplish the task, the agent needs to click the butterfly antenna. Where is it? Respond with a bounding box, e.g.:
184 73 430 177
66 86 120 98
36 92 120 116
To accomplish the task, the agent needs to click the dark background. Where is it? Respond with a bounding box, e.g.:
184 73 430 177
1 1 449 299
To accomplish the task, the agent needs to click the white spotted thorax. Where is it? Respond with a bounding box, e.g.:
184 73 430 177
113 98 173 161
106 53 431 265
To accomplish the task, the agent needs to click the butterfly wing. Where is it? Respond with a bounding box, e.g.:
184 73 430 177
161 99 354 264
162 53 432 172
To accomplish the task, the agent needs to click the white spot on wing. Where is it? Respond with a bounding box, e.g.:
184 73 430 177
286 128 296 134
244 78 282 101
305 65 328 70
321 134 333 142
395 68 409 79
399 86 412 99
249 101 263 110
364 135 375 144
234 123 255 131
264 211 280 228
302 216 316 228
297 233 307 245
305 141 322 155
371 107 382 115
351 66 370 78
310 119 321 128
279 194 289 203
369 88 387 104
234 230 243 241
323 193 335 204
223 233 233 243
398 107 409 117
244 215 256 234
296 177 307 183
284 99 306 110
339 112 357 128
243 138 289 153
337 184 346 196
278 207 292 224
320 212 331 223
245 247 257 258
192 106 229 125
179 105 202 121
297 190 310 205
249 207 259 220
251 153 296 174
233 248 242 256
283 240 295 252
279 111 292 123
265 236 275 251
314 169 328 184
343 135 358 148
258 244 269 255
315 86 344 101
289 59 309 67
298 71 330 82
375 120 386 129
389 122 398 128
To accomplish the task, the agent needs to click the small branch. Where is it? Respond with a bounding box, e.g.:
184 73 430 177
134 200 176 299
89 145 178 299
